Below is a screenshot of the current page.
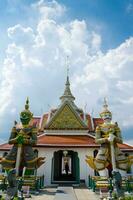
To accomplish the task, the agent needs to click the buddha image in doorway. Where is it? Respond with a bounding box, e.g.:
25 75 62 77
62 155 71 175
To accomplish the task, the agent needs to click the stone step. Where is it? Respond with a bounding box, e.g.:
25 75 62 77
54 187 77 200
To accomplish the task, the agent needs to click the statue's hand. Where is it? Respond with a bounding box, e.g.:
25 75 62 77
23 138 30 144
9 138 17 144
108 133 115 143
16 135 24 145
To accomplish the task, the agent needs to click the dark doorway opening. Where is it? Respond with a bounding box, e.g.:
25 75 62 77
51 150 79 184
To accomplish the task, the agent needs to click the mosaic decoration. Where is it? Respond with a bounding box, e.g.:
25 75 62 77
48 104 86 129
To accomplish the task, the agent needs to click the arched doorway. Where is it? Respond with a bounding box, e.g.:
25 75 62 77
51 150 80 184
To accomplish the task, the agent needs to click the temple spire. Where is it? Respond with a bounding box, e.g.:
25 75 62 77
66 55 69 78
103 97 108 112
60 56 75 103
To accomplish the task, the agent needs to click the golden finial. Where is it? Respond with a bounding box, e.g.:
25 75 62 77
25 97 29 110
66 55 70 78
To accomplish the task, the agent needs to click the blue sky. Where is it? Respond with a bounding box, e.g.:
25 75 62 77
0 0 133 50
58 0 133 48
0 0 133 144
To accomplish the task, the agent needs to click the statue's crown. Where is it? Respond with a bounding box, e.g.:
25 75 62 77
100 98 112 119
20 98 33 125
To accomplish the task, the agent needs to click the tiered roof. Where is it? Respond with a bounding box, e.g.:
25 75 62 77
0 135 133 151
0 75 132 151
31 115 103 132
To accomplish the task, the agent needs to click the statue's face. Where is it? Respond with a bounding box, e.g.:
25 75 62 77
102 113 112 123
20 111 32 125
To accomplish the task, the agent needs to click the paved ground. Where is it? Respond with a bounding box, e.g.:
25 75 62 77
74 188 99 200
31 188 56 200
2 187 132 199
31 187 100 200
54 187 77 200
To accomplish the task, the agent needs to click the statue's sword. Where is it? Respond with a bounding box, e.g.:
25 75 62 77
109 134 117 172
15 129 24 176
15 144 22 176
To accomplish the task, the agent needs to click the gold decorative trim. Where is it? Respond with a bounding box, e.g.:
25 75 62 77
2 158 15 163
27 157 38 163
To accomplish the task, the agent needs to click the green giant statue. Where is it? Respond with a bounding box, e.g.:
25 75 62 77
1 98 45 175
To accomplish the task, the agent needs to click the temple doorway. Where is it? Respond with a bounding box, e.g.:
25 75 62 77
51 150 80 184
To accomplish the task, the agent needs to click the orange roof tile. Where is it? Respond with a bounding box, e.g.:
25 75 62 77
30 117 41 127
86 114 93 131
0 135 132 150
93 118 103 129
118 143 133 150
40 114 49 130
0 143 12 150
36 135 98 147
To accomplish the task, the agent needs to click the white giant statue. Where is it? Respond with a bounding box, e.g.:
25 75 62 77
86 99 131 177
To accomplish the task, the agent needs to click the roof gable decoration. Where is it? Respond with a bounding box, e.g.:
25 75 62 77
45 100 88 130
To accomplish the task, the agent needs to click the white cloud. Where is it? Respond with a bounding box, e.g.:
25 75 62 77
31 0 66 20
0 0 133 142
126 3 133 14
123 115 133 127
91 31 101 52
116 80 133 90
72 37 133 129
8 24 35 47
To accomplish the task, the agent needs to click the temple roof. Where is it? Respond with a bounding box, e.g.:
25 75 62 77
30 116 41 127
29 76 93 131
93 118 104 129
45 100 88 130
0 135 133 150
1 77 132 151
37 134 97 147
31 113 94 132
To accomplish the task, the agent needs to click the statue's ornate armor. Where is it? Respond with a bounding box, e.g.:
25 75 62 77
1 98 45 172
94 123 128 171
2 126 38 170
86 99 130 175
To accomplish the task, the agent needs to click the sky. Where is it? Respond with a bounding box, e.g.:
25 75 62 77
0 0 133 145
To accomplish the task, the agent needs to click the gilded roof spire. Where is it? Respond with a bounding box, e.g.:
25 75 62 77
25 97 29 110
66 55 69 78
60 56 75 103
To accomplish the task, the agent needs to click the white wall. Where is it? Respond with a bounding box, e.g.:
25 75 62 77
0 148 133 185
35 147 97 186
36 148 53 185
77 148 94 184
